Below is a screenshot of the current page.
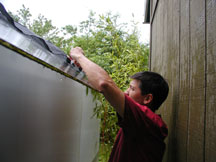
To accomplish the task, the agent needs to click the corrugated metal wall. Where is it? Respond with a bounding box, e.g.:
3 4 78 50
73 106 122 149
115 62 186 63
150 0 216 162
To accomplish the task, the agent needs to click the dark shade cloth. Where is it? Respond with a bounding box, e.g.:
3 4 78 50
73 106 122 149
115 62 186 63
109 94 168 162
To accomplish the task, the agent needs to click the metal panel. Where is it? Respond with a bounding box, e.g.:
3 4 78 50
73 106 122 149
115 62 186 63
206 0 216 161
0 18 89 87
0 45 100 162
79 91 100 162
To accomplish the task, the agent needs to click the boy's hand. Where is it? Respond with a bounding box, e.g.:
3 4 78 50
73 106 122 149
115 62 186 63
69 47 84 67
69 47 84 60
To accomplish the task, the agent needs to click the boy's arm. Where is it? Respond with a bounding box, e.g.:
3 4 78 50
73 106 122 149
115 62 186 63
70 47 125 118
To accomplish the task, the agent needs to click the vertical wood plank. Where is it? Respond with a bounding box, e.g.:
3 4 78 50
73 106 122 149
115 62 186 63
151 0 160 72
150 0 180 161
159 1 175 161
188 0 206 161
150 3 157 71
206 0 216 161
151 0 158 16
167 0 180 161
176 0 190 161
150 0 216 161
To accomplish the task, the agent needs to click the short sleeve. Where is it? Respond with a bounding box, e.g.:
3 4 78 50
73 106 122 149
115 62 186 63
117 94 168 139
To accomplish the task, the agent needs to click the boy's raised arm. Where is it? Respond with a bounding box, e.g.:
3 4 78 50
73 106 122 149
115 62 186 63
70 47 125 118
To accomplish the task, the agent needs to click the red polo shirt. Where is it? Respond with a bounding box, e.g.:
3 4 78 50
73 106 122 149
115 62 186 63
108 94 168 162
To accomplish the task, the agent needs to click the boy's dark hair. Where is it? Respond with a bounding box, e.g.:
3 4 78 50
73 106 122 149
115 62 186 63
131 71 169 112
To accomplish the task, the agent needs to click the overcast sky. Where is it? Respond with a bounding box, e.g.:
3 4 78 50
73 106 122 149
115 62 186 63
1 0 150 43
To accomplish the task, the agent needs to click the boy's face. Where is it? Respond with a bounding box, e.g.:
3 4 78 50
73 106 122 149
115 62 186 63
125 79 145 105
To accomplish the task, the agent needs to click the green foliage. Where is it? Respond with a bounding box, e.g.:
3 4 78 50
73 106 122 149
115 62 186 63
8 5 59 42
8 10 20 23
99 143 112 162
30 14 59 40
10 5 149 157
17 4 32 27
71 11 149 147
8 4 32 28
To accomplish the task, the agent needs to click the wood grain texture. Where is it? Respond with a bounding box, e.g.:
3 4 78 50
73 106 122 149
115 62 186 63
150 0 216 161
176 0 190 161
206 0 216 162
150 0 180 161
151 0 158 17
187 0 206 161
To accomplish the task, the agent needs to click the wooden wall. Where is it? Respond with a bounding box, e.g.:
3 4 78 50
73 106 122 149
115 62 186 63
149 0 216 162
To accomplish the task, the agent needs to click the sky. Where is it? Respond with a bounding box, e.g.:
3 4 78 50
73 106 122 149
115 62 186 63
0 0 150 43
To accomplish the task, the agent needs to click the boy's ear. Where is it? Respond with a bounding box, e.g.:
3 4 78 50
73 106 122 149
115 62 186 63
143 94 153 105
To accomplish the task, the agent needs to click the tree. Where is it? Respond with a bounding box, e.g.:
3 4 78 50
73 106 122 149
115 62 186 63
68 11 149 150
8 5 59 41
8 4 31 28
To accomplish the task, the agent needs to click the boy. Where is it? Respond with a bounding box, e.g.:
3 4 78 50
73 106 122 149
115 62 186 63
70 47 169 162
